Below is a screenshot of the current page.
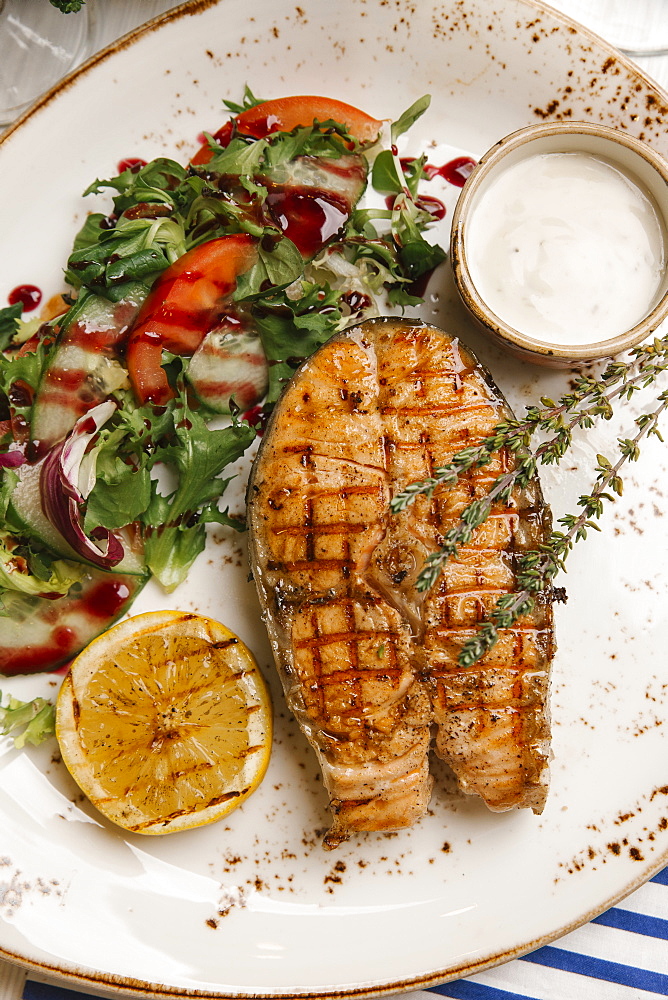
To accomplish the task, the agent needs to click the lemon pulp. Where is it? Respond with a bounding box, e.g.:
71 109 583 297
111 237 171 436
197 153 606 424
56 610 272 835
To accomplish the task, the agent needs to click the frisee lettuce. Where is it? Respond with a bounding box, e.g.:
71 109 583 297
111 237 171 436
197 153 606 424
0 692 55 747
141 385 256 591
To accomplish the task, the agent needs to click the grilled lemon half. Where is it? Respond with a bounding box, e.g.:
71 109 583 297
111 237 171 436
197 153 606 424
56 610 272 835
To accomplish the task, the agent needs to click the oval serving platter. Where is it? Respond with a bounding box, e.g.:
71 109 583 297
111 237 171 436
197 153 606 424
1 1 668 997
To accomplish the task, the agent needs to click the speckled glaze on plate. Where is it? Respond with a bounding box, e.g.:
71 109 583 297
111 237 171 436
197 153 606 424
1 1 668 997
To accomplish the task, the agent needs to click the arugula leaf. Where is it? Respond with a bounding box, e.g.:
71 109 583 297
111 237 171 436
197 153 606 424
390 95 431 144
263 121 364 161
371 149 426 198
200 121 363 186
234 236 303 300
71 213 109 252
386 188 447 281
141 390 255 591
183 181 266 242
67 243 167 297
223 86 265 114
0 692 55 748
70 158 261 298
106 247 170 287
0 533 84 598
345 235 405 279
398 238 447 281
253 283 343 404
83 158 186 213
66 218 188 299
23 545 64 584
386 284 426 308
50 0 85 10
197 135 268 185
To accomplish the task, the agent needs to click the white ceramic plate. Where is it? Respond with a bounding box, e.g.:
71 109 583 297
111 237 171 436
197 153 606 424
1 1 668 996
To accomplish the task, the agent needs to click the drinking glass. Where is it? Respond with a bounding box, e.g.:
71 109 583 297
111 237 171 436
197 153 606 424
0 0 93 127
550 0 668 55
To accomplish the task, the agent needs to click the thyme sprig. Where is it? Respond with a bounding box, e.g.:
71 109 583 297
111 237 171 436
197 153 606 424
390 340 668 667
457 392 668 667
392 339 668 518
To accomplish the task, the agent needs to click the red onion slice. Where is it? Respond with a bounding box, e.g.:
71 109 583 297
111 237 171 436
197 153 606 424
0 449 26 469
40 401 125 568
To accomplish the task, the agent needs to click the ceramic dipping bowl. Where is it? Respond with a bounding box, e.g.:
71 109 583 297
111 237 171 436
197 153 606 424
450 121 668 367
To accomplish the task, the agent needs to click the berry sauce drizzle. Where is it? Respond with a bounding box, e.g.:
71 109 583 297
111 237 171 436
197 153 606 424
424 156 477 187
400 155 477 188
117 157 147 174
8 284 42 312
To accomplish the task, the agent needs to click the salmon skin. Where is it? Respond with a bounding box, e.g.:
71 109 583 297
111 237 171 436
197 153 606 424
247 317 554 846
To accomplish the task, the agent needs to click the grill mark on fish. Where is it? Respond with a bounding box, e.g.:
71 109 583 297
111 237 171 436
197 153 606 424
248 318 554 845
275 522 370 536
282 444 387 474
266 559 356 571
311 667 405 683
295 628 396 648
380 401 498 417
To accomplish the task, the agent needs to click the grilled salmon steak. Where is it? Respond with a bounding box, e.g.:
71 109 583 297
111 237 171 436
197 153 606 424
247 318 554 846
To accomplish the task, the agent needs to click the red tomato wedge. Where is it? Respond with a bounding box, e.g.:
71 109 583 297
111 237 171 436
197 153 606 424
192 95 383 165
126 234 258 405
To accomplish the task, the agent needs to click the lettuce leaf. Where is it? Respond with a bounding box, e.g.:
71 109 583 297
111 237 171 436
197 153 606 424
0 533 84 599
253 283 344 405
0 692 55 747
141 388 255 591
0 304 22 352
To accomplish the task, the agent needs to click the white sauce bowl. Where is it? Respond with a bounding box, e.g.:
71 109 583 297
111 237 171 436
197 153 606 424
450 121 668 367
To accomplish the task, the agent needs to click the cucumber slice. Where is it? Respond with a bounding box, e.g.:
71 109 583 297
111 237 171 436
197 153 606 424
260 153 368 259
8 458 146 577
0 569 146 675
264 153 368 207
187 322 268 414
31 289 144 450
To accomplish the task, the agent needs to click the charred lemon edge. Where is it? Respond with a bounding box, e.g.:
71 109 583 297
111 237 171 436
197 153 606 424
55 609 273 836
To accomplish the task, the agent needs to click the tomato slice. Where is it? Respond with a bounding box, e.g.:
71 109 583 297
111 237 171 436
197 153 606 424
126 234 258 406
191 95 383 165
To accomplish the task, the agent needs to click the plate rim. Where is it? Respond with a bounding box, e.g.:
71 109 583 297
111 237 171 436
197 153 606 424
1 0 667 996
2 846 668 999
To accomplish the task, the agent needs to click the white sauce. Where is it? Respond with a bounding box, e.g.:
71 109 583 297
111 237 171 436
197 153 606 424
466 151 666 346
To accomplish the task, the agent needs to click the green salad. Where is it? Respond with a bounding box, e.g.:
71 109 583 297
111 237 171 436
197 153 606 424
0 88 446 682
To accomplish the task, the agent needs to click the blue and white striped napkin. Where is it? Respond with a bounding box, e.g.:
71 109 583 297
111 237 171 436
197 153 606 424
427 867 668 999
